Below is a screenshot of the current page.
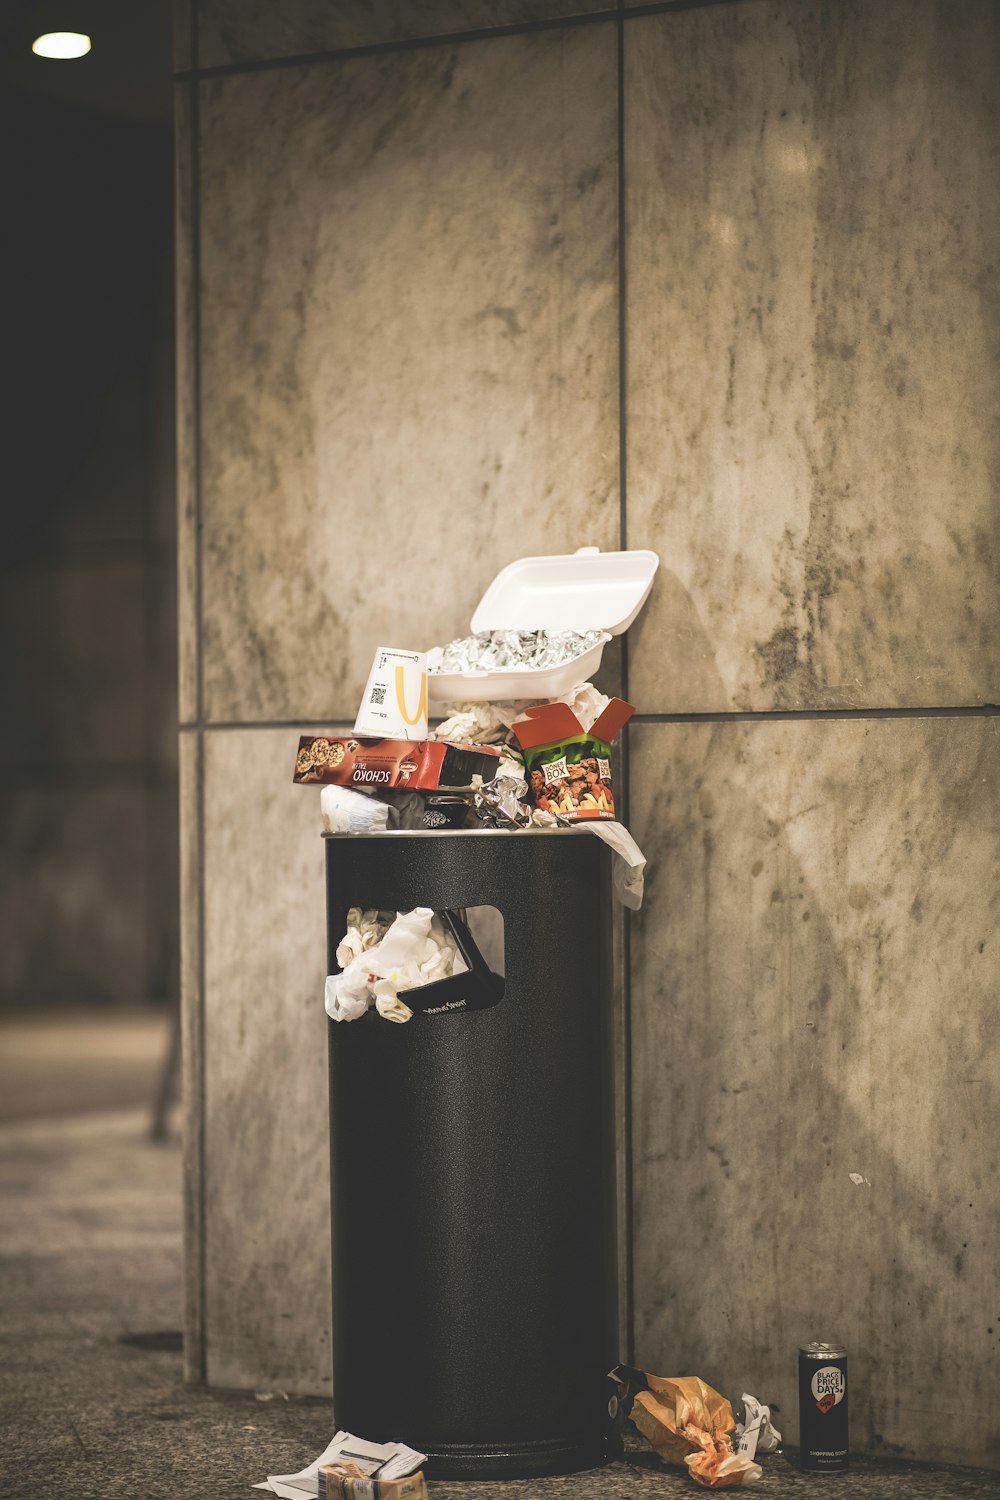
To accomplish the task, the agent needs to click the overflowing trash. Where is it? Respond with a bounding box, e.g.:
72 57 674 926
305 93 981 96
326 906 506 1023
294 547 659 1022
609 1366 781 1489
425 546 658 701
514 695 633 820
430 627 605 677
327 908 466 1024
433 678 608 746
254 1430 426 1499
294 734 503 791
584 819 646 908
285 548 783 1491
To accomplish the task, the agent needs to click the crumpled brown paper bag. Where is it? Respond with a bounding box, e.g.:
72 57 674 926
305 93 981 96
630 1374 762 1489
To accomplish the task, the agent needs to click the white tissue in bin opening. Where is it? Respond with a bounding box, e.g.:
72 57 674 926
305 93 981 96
427 546 659 703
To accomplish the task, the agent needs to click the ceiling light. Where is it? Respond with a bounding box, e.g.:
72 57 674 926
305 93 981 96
32 32 92 59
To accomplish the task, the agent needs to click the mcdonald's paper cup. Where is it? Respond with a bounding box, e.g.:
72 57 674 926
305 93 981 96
353 646 428 740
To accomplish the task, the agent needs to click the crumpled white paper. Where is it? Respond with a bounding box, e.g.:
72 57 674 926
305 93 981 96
434 681 610 746
334 907 392 969
734 1393 782 1461
326 907 468 1023
254 1429 426 1496
434 700 511 745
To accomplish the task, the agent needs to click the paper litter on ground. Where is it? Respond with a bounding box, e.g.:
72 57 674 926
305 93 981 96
254 1431 426 1496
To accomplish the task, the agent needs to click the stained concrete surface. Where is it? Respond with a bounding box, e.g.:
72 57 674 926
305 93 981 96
194 28 619 727
626 0 1000 714
1 1102 997 1500
629 717 1000 1464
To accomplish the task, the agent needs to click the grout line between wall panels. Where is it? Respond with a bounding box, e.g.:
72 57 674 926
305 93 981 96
622 0 749 19
632 705 1000 724
616 7 630 714
175 9 617 82
190 0 208 1388
173 0 756 84
192 724 207 1385
180 720 357 733
616 0 635 1369
140 353 154 1015
178 705 1000 733
192 78 204 731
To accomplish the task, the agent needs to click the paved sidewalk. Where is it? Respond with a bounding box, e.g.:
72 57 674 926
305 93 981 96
0 1110 996 1500
0 1112 332 1500
0 1009 171 1122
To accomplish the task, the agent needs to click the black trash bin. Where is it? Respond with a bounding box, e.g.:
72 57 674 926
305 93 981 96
325 828 619 1479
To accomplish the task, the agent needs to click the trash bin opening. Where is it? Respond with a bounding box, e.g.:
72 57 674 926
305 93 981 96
326 906 504 1023
462 905 505 979
400 905 504 1017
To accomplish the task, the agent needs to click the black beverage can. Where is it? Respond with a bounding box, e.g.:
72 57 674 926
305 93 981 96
798 1342 848 1470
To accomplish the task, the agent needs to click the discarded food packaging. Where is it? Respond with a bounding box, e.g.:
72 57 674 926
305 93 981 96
631 1374 762 1489
425 546 659 702
512 698 634 821
294 735 502 791
354 646 428 741
319 1462 428 1500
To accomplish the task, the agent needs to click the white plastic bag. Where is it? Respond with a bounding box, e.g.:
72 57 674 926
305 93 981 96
582 821 647 910
321 786 391 834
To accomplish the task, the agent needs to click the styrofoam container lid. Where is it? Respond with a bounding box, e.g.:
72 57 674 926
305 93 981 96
470 546 660 635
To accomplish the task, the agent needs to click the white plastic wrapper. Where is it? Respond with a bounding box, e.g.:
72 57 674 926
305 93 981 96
582 821 646 910
321 785 391 834
326 907 468 1024
322 787 429 833
431 630 604 676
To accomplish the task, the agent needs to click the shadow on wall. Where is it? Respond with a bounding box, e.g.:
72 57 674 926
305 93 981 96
0 85 178 1012
631 571 999 1466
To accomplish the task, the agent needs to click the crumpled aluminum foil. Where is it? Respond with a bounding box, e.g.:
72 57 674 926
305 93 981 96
472 773 571 829
474 774 531 826
431 629 605 675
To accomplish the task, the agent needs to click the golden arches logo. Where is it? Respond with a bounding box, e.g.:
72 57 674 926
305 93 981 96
395 666 427 727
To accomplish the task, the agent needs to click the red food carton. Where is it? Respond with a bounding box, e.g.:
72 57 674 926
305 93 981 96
512 698 634 820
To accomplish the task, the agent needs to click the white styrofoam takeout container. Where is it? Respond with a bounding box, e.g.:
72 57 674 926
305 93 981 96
427 546 660 703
